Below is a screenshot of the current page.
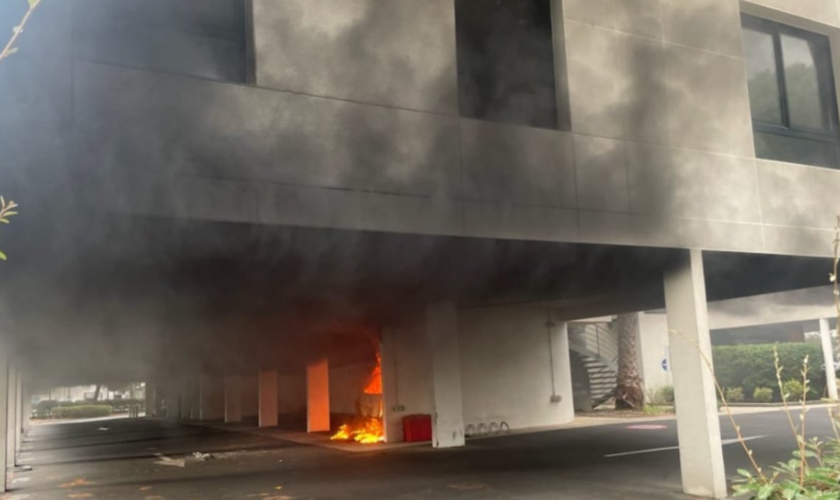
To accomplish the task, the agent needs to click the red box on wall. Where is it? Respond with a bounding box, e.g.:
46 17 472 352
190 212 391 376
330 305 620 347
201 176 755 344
403 414 432 442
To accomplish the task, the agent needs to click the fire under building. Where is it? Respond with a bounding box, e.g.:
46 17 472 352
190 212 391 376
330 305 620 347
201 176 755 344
1 0 840 498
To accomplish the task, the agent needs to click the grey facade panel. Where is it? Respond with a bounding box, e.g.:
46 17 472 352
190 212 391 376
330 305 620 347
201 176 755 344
252 0 459 114
73 63 462 199
460 119 576 208
757 159 840 230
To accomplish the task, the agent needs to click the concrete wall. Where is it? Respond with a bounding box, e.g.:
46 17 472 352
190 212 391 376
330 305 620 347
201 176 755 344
5 0 840 257
459 306 574 429
384 304 574 441
637 312 673 395
241 375 258 418
277 374 306 414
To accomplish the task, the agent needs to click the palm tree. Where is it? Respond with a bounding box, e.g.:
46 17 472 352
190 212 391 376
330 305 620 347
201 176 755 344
615 313 645 409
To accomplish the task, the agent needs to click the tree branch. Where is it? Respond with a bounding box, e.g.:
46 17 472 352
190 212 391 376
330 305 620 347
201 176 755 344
0 0 42 63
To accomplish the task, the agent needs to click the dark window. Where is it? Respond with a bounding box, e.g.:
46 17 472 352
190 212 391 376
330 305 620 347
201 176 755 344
72 0 248 83
455 0 563 129
742 15 840 169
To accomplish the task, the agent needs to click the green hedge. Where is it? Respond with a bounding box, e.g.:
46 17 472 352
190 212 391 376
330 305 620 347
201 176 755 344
49 405 112 419
713 343 824 401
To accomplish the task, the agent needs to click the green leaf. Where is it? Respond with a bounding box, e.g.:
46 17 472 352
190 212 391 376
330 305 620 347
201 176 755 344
11 26 20 34
738 469 754 478
6 212 19 216
782 484 799 500
0 250 9 261
27 0 39 8
6 47 17 55
757 484 776 500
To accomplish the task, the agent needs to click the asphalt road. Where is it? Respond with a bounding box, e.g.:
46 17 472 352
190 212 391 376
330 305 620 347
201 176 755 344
4 408 835 500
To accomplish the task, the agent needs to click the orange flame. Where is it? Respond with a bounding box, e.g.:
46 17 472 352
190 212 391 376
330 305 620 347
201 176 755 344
330 419 384 444
363 353 382 395
330 354 384 444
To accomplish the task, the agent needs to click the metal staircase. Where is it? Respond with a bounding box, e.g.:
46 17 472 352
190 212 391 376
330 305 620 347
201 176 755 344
569 321 618 410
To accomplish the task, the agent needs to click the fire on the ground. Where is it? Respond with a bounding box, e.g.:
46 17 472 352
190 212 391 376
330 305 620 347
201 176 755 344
330 353 384 444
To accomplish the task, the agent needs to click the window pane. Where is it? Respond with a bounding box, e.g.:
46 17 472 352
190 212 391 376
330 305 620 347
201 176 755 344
754 130 838 168
782 35 826 129
743 28 783 124
455 0 558 129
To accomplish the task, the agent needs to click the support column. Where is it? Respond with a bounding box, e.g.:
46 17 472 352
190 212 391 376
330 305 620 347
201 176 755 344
548 320 575 423
145 383 155 417
224 375 242 423
22 383 31 434
381 328 400 443
15 375 22 455
306 358 330 432
165 382 181 419
6 366 17 469
0 358 8 492
180 378 192 420
426 302 465 449
258 370 278 428
664 250 726 499
820 319 838 400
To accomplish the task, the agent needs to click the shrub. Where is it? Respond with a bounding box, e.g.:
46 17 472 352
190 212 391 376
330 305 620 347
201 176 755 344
49 405 112 419
782 379 813 401
725 387 745 403
34 400 59 418
713 343 824 398
659 385 674 404
752 387 773 403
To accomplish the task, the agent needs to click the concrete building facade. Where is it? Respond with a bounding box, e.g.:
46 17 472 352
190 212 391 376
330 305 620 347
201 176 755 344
3 0 840 497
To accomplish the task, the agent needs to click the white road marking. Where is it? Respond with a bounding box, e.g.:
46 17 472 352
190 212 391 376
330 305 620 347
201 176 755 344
153 453 186 468
605 435 766 458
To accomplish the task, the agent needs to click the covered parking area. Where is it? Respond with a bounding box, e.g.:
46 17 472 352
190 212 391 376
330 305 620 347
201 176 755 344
0 212 833 498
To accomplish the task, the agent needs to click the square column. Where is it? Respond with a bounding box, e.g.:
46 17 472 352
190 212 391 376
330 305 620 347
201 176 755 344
145 383 156 417
549 320 575 423
258 370 278 428
180 378 193 420
165 382 181 419
820 319 838 400
426 302 465 449
15 376 22 455
381 328 400 443
21 383 30 435
224 375 242 423
306 358 330 432
664 250 726 499
0 358 8 491
6 366 17 468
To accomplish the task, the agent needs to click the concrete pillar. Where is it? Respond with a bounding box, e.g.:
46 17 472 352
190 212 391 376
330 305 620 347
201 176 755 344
381 328 401 443
199 376 224 421
426 302 465 449
306 358 330 433
224 375 242 423
258 370 278 428
549 320 575 423
664 249 726 499
180 378 192 420
820 319 838 400
145 383 155 417
165 382 181 419
15 376 22 455
0 358 8 491
6 366 17 468
22 384 31 434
